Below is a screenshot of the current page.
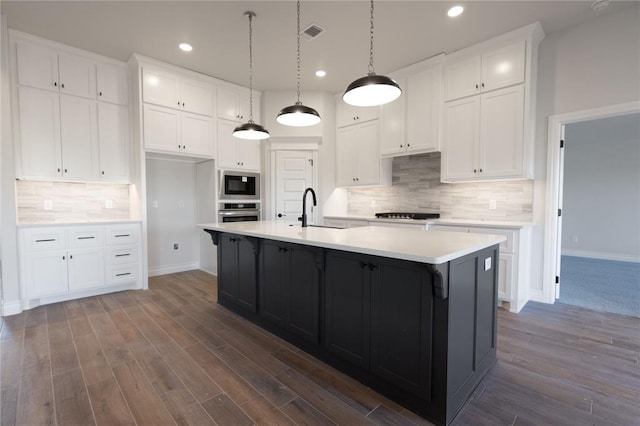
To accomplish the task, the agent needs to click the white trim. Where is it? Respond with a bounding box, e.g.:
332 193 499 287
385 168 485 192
561 250 640 264
2 300 22 316
198 268 217 277
148 262 199 277
528 289 544 304
268 139 321 151
543 101 640 304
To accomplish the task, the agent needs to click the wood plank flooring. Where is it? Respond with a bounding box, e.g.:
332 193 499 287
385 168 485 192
1 270 639 425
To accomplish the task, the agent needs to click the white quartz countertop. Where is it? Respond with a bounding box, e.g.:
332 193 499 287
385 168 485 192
324 215 534 229
200 221 506 265
17 219 142 228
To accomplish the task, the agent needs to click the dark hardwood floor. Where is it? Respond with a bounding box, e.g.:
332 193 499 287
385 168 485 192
1 270 638 425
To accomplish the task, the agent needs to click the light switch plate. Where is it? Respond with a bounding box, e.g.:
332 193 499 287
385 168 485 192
484 257 492 271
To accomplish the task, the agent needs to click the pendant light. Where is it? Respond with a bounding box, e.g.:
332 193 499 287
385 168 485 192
233 11 270 140
342 0 401 107
276 0 321 127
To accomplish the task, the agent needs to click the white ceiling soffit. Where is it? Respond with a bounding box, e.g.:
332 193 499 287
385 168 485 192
0 1 635 92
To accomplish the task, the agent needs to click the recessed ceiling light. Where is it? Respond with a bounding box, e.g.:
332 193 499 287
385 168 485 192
315 70 326 77
179 43 193 52
447 5 464 18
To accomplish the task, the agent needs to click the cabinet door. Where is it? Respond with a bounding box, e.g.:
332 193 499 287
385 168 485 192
16 39 59 92
406 67 440 153
181 112 213 157
370 257 432 397
98 103 130 181
259 241 287 327
325 250 370 369
354 120 380 185
380 76 406 157
481 41 526 93
68 247 105 291
479 85 524 179
24 250 68 298
58 52 96 99
143 104 180 153
287 245 322 344
441 96 480 181
97 62 129 105
217 87 241 121
17 86 62 178
238 138 261 171
59 95 99 180
444 55 481 101
217 119 240 168
336 126 357 186
218 234 239 304
181 78 213 116
142 67 179 109
498 253 514 301
236 237 257 312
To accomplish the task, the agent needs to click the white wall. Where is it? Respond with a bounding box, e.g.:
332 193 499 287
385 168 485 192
531 5 640 296
146 158 199 276
561 113 640 262
197 160 216 274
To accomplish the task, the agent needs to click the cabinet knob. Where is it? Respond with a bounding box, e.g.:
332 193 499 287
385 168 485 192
474 169 477 173
57 168 61 172
53 82 57 87
61 83 65 88
70 255 73 260
479 168 483 173
369 263 377 271
277 213 285 218
355 177 359 181
400 144 403 148
99 91 102 97
64 169 68 173
475 84 479 90
360 261 368 269
62 255 65 260
183 145 186 150
407 143 411 147
481 82 485 88
178 101 181 106
178 145 182 149
101 171 105 175
182 102 185 107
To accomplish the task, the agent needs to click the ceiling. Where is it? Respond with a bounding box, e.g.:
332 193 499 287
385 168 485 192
1 1 634 93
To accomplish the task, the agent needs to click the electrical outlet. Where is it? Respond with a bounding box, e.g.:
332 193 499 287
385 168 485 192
152 200 158 208
44 200 53 210
489 199 497 210
173 243 179 250
571 235 579 243
178 200 185 208
370 200 376 208
105 199 113 209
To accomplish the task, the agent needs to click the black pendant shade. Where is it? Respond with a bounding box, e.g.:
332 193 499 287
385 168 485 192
232 120 270 140
276 102 321 127
343 73 402 107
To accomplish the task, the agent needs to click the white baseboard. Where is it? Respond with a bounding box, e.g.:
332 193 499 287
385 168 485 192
561 249 640 263
528 289 546 303
2 300 23 316
198 268 217 277
148 262 199 277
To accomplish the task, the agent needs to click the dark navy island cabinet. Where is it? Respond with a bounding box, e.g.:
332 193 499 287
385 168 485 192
205 230 499 426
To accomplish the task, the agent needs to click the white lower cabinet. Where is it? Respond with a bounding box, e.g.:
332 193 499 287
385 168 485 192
19 223 141 307
427 223 532 313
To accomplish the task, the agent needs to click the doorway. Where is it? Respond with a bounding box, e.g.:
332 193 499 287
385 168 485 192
269 150 317 223
544 101 640 316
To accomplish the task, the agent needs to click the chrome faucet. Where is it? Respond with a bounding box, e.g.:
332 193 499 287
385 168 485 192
301 187 317 227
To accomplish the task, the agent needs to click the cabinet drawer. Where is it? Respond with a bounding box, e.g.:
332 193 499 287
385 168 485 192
105 225 139 245
106 245 138 265
107 265 138 285
21 228 66 252
68 227 104 248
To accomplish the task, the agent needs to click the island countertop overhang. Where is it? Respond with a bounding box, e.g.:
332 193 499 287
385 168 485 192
199 221 506 265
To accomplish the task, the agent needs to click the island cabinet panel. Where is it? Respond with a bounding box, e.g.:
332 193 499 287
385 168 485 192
217 234 258 313
325 250 371 369
258 240 322 344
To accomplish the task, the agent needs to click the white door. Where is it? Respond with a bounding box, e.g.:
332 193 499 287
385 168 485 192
142 67 179 108
380 76 406 157
275 151 313 223
217 119 240 168
336 125 356 186
24 251 68 298
238 139 261 171
181 78 213 116
217 87 240 121
68 248 104 291
143 104 180 153
443 55 481 101
58 52 96 99
16 39 59 92
407 67 439 152
97 63 129 105
442 96 480 181
355 120 381 185
555 125 566 300
481 41 526 93
59 94 99 180
98 102 129 181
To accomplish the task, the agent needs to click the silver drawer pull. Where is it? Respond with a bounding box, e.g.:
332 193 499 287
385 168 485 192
35 238 56 243
116 272 131 277
77 236 95 240
114 234 131 238
115 253 131 257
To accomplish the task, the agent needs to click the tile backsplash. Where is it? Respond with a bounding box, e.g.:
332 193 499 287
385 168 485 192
348 153 533 222
16 180 131 223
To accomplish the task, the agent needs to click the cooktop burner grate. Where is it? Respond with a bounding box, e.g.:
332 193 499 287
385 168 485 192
375 212 440 220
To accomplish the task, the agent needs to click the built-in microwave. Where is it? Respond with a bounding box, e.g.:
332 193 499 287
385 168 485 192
218 170 260 200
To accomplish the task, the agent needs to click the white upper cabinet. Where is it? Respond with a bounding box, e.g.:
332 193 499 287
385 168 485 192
336 100 379 128
381 56 443 157
441 23 544 182
16 39 96 99
181 112 214 157
59 94 99 180
217 86 253 122
97 63 129 105
142 66 213 116
217 119 261 171
336 120 390 187
98 103 130 182
444 40 525 102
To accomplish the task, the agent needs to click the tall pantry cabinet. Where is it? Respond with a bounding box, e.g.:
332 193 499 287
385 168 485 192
10 31 131 182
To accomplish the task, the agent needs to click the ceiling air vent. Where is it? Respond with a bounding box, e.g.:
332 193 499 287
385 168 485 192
302 23 325 41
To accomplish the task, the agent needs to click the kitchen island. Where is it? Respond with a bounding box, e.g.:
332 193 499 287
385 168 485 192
201 221 505 425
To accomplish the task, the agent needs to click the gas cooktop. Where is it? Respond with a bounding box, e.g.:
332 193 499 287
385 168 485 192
375 212 440 220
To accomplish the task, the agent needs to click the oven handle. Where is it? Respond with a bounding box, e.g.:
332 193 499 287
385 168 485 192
218 209 260 217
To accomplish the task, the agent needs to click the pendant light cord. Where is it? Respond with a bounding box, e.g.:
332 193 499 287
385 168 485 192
368 0 375 76
248 11 255 122
296 0 302 105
